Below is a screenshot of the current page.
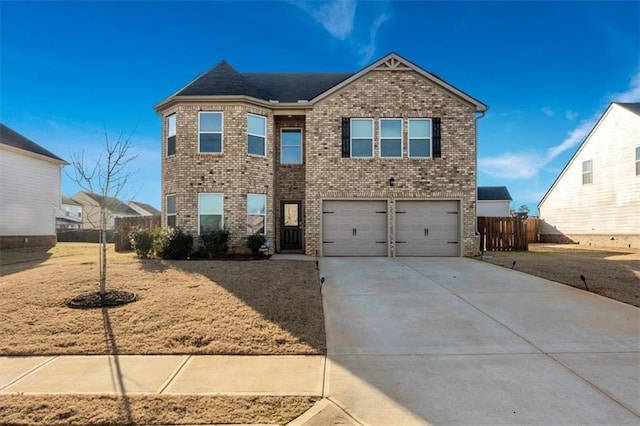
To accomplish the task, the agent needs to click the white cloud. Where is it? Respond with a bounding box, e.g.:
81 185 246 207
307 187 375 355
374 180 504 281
358 12 390 64
541 107 554 117
294 0 357 40
478 152 544 179
565 110 578 120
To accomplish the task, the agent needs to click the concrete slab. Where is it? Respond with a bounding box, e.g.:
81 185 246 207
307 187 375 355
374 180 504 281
1 355 187 394
552 352 640 416
0 356 53 389
463 290 640 352
327 354 639 425
163 355 324 396
321 257 448 296
325 292 537 355
288 398 361 426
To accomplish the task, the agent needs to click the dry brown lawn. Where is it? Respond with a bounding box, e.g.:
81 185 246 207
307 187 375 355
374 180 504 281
0 243 325 355
0 394 317 425
478 243 640 307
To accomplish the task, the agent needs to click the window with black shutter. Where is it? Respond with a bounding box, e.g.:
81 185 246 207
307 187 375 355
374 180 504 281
341 117 350 157
432 117 441 158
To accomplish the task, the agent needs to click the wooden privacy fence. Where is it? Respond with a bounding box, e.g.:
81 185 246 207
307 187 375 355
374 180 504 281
478 216 529 251
114 215 161 252
526 218 540 243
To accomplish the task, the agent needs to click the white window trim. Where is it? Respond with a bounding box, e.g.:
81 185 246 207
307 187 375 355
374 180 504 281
166 194 176 227
247 193 267 235
408 118 432 158
166 114 176 157
379 118 403 159
636 146 640 176
247 113 267 157
198 111 224 154
280 128 303 164
582 160 593 185
350 118 374 158
198 193 224 235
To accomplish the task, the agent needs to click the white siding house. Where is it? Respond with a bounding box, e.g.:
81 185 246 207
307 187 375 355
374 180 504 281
538 103 640 247
477 186 513 217
0 124 68 249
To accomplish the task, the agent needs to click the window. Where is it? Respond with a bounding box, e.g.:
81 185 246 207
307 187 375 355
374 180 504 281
582 160 592 185
247 194 266 235
408 119 432 158
350 118 373 157
636 147 640 176
167 114 176 156
166 194 176 228
281 129 302 164
247 114 266 156
199 112 223 153
380 119 403 158
199 193 223 234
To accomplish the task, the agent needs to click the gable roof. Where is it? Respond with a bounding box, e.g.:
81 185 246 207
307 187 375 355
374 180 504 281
61 196 82 206
73 192 140 216
0 123 67 164
538 102 639 208
128 201 160 215
478 186 512 201
157 52 487 112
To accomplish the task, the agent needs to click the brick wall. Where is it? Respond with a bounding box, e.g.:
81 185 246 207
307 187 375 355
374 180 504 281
304 69 479 256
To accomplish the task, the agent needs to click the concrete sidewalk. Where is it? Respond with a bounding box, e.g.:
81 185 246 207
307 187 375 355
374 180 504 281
317 257 640 425
0 355 325 396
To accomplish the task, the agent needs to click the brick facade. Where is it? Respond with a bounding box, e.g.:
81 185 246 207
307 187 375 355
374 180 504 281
157 55 483 256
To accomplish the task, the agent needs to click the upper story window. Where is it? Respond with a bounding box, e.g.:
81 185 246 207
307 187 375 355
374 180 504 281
636 147 640 176
380 119 403 158
167 114 176 156
199 112 223 153
247 194 266 235
351 118 373 158
199 193 223 234
281 129 303 164
247 114 266 156
408 119 432 158
166 194 176 228
582 160 593 185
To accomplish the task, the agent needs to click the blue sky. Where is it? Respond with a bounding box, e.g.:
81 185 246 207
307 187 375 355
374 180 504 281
2 1 639 213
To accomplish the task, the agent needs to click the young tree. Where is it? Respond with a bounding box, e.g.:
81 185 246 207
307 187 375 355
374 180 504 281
68 128 138 298
517 204 530 218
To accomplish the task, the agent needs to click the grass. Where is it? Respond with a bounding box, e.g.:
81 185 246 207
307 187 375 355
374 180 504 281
0 243 325 355
478 243 640 307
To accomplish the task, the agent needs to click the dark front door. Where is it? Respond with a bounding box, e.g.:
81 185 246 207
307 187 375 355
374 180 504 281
281 201 302 251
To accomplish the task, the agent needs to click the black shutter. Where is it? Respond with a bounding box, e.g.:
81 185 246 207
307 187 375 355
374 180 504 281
341 117 350 158
432 117 441 158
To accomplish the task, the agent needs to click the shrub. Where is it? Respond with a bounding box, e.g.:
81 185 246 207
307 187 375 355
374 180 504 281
246 233 267 256
153 227 193 260
197 228 230 258
129 228 154 258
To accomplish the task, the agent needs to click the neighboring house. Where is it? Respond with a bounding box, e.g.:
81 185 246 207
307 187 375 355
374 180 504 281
0 124 68 249
71 192 140 230
477 186 513 217
128 201 161 216
538 102 640 247
154 52 488 256
56 196 83 230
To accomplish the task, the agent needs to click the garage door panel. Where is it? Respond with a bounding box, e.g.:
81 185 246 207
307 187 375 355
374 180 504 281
396 201 460 257
323 201 387 257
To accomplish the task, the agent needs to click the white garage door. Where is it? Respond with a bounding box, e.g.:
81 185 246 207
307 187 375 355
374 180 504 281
395 200 460 256
322 200 388 256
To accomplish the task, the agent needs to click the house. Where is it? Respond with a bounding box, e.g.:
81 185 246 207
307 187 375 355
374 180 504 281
477 186 513 217
56 196 83 230
538 102 640 247
0 124 68 249
71 192 140 230
127 201 161 216
154 53 487 256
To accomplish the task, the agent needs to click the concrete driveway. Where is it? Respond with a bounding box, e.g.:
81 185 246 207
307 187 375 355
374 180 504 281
318 257 640 425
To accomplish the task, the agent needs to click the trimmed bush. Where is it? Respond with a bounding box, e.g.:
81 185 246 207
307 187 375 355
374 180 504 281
153 228 193 260
129 228 154 258
197 228 230 259
246 233 267 256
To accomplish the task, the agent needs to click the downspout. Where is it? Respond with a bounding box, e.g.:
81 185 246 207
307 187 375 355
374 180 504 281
474 110 487 255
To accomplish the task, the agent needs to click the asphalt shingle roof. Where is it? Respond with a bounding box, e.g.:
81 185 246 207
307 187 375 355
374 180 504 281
177 60 354 102
478 186 513 201
0 123 66 163
77 192 140 216
130 201 160 215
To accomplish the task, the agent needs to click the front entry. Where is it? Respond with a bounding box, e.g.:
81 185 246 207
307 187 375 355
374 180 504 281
281 201 303 251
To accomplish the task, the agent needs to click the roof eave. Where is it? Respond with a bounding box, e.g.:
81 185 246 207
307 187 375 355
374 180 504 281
154 95 312 114
0 142 69 166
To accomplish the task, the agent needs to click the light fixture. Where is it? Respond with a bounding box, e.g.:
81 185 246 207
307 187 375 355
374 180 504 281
389 177 395 187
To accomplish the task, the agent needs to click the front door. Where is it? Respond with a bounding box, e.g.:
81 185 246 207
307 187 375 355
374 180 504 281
281 201 303 251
